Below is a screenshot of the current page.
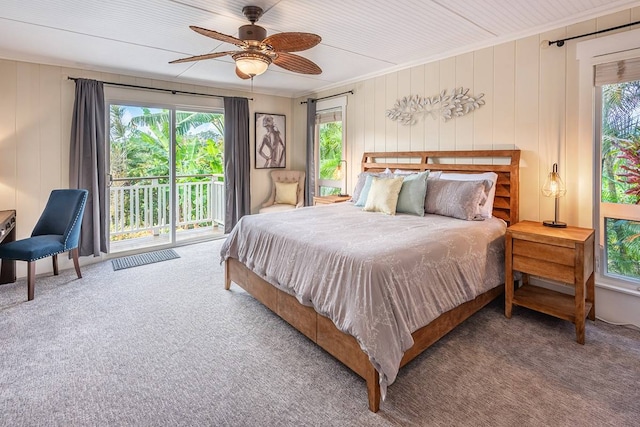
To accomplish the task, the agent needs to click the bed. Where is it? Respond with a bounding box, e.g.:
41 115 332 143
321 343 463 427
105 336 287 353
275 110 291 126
220 150 520 412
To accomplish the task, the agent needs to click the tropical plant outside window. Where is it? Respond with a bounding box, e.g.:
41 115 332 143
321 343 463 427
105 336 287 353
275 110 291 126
316 106 345 196
319 121 343 195
109 105 224 243
600 81 640 281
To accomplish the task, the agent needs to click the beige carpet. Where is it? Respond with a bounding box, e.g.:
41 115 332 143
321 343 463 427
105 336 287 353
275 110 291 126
0 239 638 426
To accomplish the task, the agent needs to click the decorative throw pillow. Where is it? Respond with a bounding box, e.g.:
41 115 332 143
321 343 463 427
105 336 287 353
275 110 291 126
275 181 298 205
351 173 369 203
355 175 375 207
424 179 490 220
362 176 404 215
352 173 393 207
427 171 442 180
439 172 498 218
396 171 429 216
351 171 392 203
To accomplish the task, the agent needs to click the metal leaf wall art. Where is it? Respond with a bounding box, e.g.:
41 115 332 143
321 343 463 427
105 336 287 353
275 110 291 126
385 87 485 125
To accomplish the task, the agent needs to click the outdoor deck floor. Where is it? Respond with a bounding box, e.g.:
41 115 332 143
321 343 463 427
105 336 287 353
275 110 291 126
109 225 226 254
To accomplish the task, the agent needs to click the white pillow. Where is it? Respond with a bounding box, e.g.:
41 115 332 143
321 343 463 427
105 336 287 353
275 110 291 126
393 169 442 180
439 172 498 218
393 169 419 175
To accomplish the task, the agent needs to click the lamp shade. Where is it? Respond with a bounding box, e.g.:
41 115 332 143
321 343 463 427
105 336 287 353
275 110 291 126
233 52 271 77
541 163 567 228
337 160 347 196
333 162 344 180
541 163 566 198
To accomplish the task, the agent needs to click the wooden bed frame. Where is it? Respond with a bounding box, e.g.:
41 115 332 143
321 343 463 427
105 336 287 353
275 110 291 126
224 149 520 412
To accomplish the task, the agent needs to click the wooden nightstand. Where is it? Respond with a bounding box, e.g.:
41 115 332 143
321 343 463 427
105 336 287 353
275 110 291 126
313 195 351 206
505 220 595 344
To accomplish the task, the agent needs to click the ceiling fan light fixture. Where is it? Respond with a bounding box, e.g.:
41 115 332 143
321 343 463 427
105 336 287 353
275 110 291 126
233 51 271 77
172 5 321 78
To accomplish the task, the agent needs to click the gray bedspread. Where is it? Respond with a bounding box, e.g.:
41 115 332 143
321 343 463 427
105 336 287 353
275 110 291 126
220 202 506 398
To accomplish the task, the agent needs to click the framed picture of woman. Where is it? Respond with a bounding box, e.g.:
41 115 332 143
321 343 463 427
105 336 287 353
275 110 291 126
255 113 286 169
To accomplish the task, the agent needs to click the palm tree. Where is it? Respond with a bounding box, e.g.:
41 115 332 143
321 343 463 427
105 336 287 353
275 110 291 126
319 122 343 180
108 106 226 238
601 82 640 204
109 105 131 180
127 108 225 176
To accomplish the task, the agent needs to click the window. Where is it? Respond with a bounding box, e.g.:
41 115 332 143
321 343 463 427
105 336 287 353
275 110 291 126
108 103 225 252
596 57 640 284
315 97 346 196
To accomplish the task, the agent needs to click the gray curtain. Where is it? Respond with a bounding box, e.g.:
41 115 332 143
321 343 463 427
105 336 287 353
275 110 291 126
69 78 107 257
223 97 251 233
305 98 317 206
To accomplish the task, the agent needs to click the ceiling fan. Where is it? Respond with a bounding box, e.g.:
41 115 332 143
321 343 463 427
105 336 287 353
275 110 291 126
170 5 322 79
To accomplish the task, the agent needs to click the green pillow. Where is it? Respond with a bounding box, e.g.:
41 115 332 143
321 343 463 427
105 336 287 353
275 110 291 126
396 171 429 216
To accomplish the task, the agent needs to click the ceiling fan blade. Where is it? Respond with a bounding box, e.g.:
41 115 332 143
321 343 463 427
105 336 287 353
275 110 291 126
236 67 252 80
273 52 322 75
189 26 248 48
263 32 321 52
169 51 236 64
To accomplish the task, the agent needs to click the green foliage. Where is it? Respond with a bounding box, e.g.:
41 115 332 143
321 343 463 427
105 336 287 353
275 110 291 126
109 106 129 180
601 82 640 279
606 219 640 279
108 105 224 239
124 108 225 178
601 82 640 205
319 122 343 180
614 139 640 201
319 186 341 196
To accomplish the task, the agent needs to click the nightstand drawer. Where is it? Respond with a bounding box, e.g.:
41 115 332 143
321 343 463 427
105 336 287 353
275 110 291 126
512 239 575 266
512 254 576 284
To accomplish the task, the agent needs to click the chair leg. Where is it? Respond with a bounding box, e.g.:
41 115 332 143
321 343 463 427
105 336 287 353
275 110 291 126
71 248 82 279
27 261 35 301
52 254 59 275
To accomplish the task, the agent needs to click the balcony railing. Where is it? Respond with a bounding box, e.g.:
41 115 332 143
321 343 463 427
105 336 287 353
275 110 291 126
109 174 224 239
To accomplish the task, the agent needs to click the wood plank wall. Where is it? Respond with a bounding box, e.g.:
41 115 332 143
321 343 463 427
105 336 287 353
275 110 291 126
292 6 640 229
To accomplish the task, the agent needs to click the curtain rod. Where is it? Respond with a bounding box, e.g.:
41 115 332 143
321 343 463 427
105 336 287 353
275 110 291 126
67 77 253 101
300 90 354 104
547 20 640 47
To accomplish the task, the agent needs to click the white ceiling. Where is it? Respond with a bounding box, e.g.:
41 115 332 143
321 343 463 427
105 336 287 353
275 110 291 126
1 0 639 97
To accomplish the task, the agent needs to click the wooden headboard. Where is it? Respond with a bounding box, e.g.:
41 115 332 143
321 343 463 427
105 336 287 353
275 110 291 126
361 150 520 226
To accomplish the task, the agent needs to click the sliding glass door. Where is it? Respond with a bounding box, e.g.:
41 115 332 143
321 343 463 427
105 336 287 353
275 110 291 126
108 104 225 253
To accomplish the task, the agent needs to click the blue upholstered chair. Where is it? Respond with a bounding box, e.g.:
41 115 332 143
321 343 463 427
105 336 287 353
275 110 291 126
0 189 88 301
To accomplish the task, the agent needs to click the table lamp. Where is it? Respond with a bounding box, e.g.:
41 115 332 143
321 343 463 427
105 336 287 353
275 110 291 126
335 160 348 196
541 163 567 228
